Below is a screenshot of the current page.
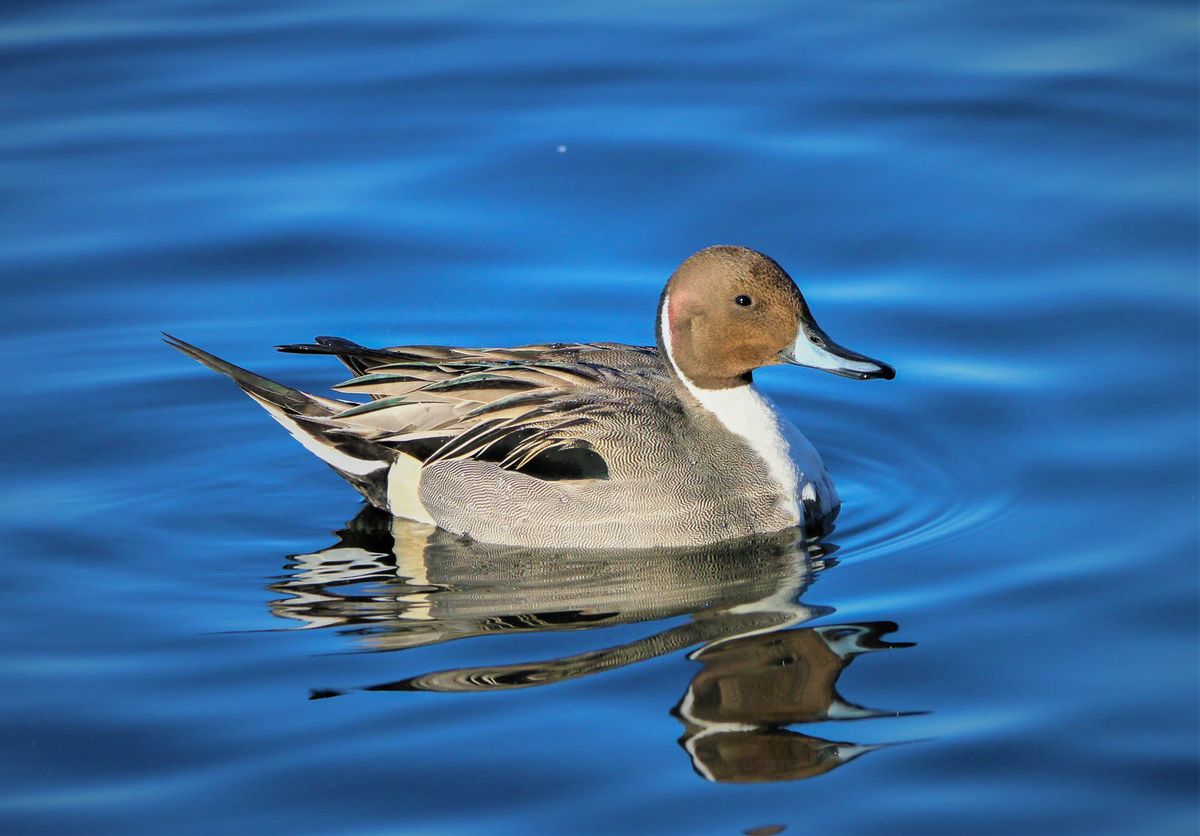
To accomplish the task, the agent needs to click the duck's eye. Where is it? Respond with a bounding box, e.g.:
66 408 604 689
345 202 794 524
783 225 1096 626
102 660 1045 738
735 295 752 307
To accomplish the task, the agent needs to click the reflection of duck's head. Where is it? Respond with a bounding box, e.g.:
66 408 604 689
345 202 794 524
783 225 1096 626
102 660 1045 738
673 622 913 783
679 729 882 784
271 506 836 653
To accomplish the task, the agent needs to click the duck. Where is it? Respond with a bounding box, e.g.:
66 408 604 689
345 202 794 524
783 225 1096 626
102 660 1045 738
167 245 893 548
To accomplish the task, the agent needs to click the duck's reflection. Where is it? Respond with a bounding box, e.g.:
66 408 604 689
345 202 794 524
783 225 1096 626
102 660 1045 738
270 507 916 783
675 622 911 782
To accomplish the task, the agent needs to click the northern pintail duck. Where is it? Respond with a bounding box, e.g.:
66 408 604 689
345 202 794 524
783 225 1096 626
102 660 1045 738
168 245 893 548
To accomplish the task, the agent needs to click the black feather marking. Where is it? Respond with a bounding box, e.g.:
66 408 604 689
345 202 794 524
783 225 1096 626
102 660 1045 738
423 374 541 394
424 418 511 464
461 389 569 419
276 337 402 377
334 372 431 389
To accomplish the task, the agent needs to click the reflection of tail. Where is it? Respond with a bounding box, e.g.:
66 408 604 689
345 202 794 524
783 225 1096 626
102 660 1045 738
164 334 400 508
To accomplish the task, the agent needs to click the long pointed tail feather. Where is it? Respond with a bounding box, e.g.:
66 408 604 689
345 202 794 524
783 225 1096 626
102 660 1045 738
164 333 332 417
164 333 400 508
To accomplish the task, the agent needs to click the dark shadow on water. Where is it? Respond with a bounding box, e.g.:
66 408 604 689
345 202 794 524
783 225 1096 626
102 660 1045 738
269 506 920 783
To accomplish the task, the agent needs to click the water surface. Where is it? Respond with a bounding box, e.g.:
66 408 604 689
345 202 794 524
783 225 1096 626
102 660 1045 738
1 1 1197 833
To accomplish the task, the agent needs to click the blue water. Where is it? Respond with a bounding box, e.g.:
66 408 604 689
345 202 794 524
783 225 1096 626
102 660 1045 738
2 1 1197 833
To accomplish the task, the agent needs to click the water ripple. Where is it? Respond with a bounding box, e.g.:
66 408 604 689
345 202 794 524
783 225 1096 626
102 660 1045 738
782 394 1017 562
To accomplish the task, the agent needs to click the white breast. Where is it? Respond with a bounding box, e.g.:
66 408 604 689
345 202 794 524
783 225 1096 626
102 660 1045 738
686 384 802 522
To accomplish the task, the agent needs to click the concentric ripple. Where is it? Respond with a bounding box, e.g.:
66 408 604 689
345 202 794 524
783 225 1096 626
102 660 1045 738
776 391 1017 562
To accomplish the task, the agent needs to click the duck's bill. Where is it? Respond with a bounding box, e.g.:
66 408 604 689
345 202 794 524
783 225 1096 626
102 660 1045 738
779 318 895 380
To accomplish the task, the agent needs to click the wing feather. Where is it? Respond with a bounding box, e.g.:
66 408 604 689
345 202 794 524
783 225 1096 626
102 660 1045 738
276 339 667 478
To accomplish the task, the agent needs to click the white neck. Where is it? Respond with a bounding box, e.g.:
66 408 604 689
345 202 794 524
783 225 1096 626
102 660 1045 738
659 295 801 523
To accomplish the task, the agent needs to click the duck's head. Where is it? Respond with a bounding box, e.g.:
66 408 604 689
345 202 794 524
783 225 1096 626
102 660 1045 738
657 245 895 390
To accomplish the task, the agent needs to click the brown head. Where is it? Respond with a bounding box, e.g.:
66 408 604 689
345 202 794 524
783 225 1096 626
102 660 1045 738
657 245 895 390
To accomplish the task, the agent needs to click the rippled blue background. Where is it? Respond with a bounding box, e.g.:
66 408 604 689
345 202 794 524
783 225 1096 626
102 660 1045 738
2 1 1197 833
